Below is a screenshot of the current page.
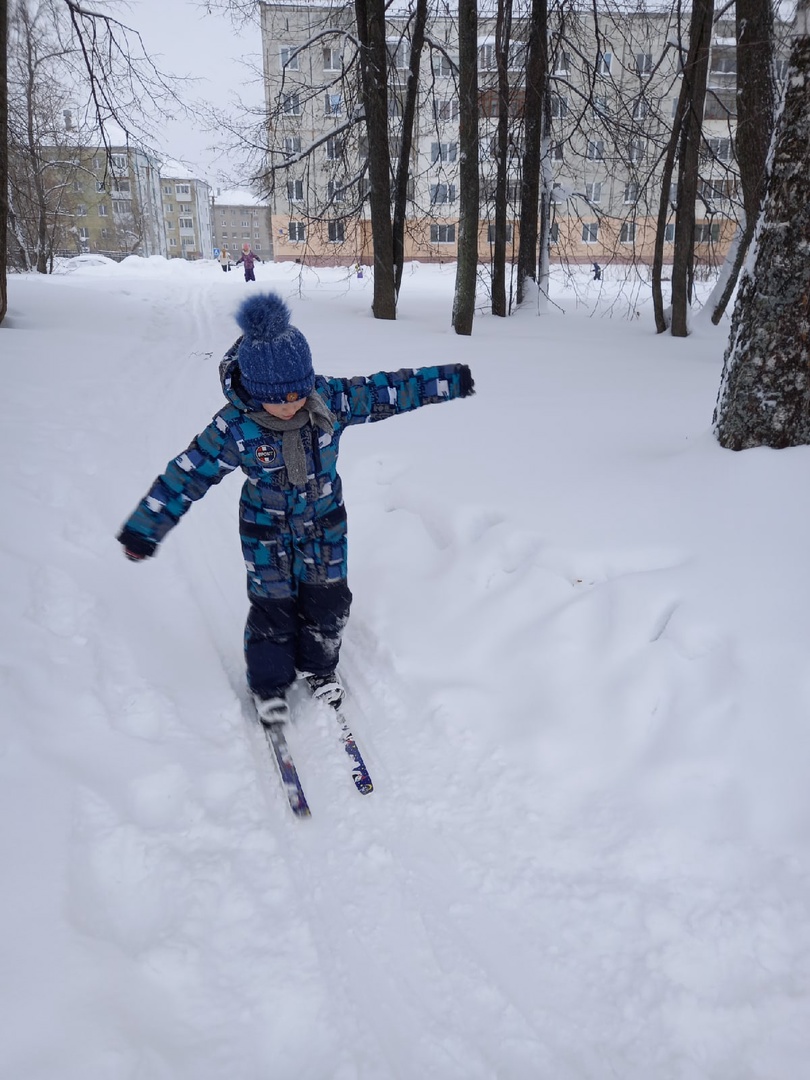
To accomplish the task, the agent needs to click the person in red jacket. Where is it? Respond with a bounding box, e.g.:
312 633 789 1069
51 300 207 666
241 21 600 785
236 242 262 282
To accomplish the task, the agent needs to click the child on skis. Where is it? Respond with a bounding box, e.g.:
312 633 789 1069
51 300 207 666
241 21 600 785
118 292 475 724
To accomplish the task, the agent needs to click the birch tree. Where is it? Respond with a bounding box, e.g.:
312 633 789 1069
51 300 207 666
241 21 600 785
714 1 810 450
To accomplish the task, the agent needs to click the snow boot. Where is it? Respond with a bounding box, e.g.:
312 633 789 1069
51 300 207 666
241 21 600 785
253 693 290 726
306 671 345 709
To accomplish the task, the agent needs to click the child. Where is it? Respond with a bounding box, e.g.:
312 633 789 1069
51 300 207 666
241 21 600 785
236 242 261 282
218 248 232 272
118 292 475 724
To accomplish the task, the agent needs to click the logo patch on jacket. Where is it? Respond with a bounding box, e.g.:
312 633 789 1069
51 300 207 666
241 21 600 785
255 444 277 465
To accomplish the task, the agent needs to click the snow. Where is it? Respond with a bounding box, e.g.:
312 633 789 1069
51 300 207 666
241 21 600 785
3 257 810 1078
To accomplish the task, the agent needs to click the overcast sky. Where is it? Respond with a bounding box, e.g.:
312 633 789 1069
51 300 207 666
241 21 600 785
127 0 265 185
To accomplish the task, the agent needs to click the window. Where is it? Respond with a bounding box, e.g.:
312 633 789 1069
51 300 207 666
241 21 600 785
388 96 402 118
182 237 195 248
431 141 458 163
323 46 342 71
327 181 348 203
165 220 175 230
704 91 736 119
479 43 496 71
179 217 194 230
73 180 83 193
163 184 172 194
710 47 736 76
98 204 108 217
96 181 106 193
326 135 343 160
433 53 455 76
479 91 499 119
624 182 639 203
508 42 527 70
587 140 604 161
287 179 304 202
289 221 306 241
282 93 301 116
280 46 300 70
430 224 455 243
585 182 602 204
705 137 732 163
775 57 789 81
254 242 261 250
620 222 636 244
325 93 343 116
550 94 568 119
430 183 456 204
635 53 653 76
165 203 174 213
549 222 560 243
664 222 675 242
241 219 250 227
175 184 190 196
597 51 612 75
113 199 132 213
628 138 645 163
359 177 371 199
328 220 345 243
434 99 459 122
79 227 89 241
552 141 565 161
255 232 260 239
111 154 127 172
487 223 513 242
554 51 571 74
582 222 599 243
75 204 87 217
387 39 409 71
114 180 131 195
169 238 177 248
699 177 734 200
695 223 721 243
284 136 301 157
632 98 649 119
593 95 609 118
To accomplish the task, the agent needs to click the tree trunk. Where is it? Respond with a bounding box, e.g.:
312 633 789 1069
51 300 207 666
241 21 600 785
1 0 8 324
355 0 396 320
516 0 547 307
709 0 776 324
714 6 810 449
452 0 479 336
670 0 714 338
491 0 512 317
392 0 427 299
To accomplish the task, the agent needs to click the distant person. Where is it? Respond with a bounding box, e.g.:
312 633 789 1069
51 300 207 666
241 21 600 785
592 262 602 281
236 242 262 283
117 292 475 727
219 248 232 272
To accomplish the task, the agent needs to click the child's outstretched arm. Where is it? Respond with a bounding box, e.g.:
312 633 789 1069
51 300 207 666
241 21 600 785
117 412 241 560
321 364 474 427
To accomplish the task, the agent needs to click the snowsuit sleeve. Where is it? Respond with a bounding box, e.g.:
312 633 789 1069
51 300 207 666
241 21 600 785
117 412 241 557
320 364 474 430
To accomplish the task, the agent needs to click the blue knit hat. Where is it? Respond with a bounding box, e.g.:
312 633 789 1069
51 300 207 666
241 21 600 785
235 293 314 404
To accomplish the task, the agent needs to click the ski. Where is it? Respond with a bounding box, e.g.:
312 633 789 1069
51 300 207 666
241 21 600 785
262 722 311 818
332 707 374 795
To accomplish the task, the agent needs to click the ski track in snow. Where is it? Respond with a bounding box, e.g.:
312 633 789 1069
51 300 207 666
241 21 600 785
3 264 810 1079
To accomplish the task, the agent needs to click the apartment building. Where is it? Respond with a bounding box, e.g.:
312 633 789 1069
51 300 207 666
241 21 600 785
160 163 213 260
211 189 274 261
258 2 783 266
51 142 167 259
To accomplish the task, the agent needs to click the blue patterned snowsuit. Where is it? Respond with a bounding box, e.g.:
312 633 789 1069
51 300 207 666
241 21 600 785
119 342 471 697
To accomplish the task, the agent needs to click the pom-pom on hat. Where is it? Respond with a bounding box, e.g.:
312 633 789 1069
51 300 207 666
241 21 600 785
235 292 314 405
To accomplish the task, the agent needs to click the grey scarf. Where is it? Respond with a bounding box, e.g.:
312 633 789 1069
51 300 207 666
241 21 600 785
247 392 336 488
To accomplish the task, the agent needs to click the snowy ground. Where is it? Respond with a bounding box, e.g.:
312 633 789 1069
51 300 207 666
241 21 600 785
2 256 809 1079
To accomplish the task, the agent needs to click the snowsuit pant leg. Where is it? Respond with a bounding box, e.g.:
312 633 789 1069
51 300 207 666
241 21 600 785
295 580 352 677
244 594 297 698
245 267 255 282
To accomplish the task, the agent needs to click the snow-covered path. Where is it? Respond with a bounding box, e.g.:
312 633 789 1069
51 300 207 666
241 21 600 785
2 259 810 1079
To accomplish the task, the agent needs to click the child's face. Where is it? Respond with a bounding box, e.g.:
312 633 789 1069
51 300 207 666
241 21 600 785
261 397 308 421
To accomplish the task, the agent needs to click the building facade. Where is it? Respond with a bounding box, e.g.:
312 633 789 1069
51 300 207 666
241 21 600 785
258 1 785 267
50 143 167 259
211 189 274 261
160 165 213 260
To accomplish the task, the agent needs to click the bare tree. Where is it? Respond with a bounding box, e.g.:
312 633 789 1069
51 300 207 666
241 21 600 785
516 0 548 307
392 0 427 298
452 0 478 336
1 0 8 322
707 0 776 324
714 1 810 450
